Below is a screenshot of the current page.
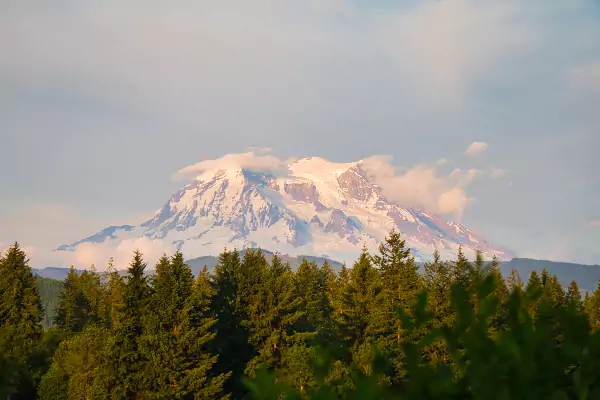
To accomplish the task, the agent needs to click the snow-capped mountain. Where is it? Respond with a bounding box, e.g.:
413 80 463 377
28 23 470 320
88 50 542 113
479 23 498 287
56 157 514 263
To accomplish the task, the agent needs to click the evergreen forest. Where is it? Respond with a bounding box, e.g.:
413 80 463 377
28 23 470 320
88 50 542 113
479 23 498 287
3 230 600 399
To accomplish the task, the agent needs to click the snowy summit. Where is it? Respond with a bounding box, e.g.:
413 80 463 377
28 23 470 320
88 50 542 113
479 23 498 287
56 157 514 263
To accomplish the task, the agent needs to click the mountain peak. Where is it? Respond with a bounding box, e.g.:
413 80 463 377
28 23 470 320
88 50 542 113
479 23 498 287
56 156 515 264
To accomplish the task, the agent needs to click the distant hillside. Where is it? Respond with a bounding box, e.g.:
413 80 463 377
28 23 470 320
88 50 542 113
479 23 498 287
33 255 600 293
32 267 85 280
185 249 345 276
500 258 600 293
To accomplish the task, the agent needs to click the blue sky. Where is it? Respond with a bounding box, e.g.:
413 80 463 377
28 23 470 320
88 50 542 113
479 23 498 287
1 0 599 267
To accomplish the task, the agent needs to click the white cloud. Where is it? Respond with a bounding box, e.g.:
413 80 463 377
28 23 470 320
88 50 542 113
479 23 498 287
465 141 489 156
360 155 479 221
436 158 450 166
172 149 293 181
490 168 507 179
50 237 177 271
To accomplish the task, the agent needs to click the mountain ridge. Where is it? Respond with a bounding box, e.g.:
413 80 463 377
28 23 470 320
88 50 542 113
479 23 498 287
55 157 514 264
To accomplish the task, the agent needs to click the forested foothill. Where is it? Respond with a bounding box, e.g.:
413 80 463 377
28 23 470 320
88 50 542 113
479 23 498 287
3 230 600 399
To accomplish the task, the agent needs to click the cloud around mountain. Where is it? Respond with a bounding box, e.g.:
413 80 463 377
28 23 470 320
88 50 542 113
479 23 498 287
172 148 488 221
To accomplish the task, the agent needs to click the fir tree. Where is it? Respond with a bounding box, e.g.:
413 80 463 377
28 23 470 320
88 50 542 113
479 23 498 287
100 257 125 329
489 255 509 334
94 250 151 398
525 270 543 319
54 266 103 333
372 229 421 311
39 325 109 400
143 251 227 398
450 245 471 291
507 268 523 292
586 281 600 331
422 249 453 362
340 248 387 377
209 249 252 398
246 255 311 389
0 242 44 397
566 280 583 312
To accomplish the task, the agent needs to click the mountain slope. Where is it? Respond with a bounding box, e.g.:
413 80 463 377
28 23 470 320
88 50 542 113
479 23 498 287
55 157 513 263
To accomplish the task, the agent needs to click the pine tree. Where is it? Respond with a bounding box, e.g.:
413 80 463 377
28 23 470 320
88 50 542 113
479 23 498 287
39 325 109 400
294 259 333 338
246 255 311 389
332 264 350 318
340 248 387 377
320 260 338 312
54 266 103 334
422 249 453 362
78 266 104 325
526 270 543 319
566 280 583 312
0 242 44 398
100 257 125 329
372 229 421 312
54 266 85 333
507 268 523 293
489 255 508 334
94 250 151 397
143 251 227 398
450 245 471 291
586 281 600 331
209 249 252 398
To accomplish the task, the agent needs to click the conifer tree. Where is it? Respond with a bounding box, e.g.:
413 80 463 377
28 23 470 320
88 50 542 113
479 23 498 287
54 266 103 334
450 245 471 291
94 250 151 397
586 281 600 331
566 280 583 312
79 266 104 325
422 249 453 362
143 251 227 398
210 249 252 398
39 325 108 400
54 267 85 333
246 255 311 389
489 255 508 333
526 270 543 318
320 260 338 312
507 268 523 292
340 248 387 377
331 264 350 318
0 242 44 397
372 230 421 311
294 259 333 338
100 257 125 329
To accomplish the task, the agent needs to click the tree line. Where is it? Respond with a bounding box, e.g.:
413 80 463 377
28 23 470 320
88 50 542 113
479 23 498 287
2 230 600 399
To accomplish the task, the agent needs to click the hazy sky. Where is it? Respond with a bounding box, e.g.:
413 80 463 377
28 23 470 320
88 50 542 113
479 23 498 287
1 0 599 267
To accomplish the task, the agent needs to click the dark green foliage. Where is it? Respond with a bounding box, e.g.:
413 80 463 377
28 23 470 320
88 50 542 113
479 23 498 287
38 325 108 400
372 229 421 310
141 251 227 398
3 230 600 399
0 242 45 397
94 250 151 398
210 249 254 398
53 266 103 333
246 268 600 400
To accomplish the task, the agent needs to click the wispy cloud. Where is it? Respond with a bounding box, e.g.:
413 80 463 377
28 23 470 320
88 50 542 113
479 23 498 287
589 220 600 227
465 141 489 156
489 168 507 179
